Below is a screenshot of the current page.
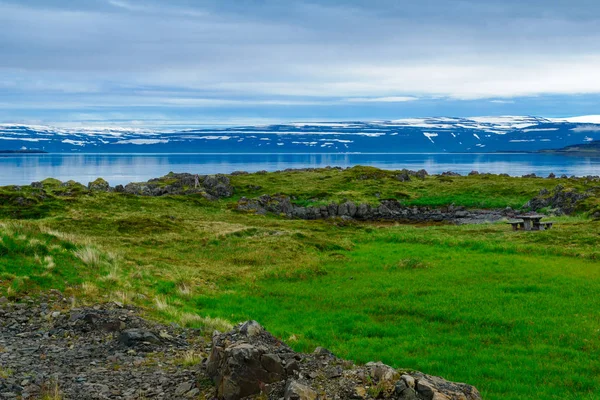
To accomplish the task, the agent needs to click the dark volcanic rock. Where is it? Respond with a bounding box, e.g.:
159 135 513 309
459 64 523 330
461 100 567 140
441 171 461 177
208 321 482 400
525 184 592 215
120 173 233 199
118 328 161 346
88 178 111 192
237 195 507 224
0 293 208 400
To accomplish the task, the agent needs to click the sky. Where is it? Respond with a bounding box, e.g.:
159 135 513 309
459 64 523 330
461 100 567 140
1 0 600 126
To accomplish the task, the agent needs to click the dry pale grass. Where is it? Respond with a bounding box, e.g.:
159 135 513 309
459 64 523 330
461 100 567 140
176 311 233 332
80 281 99 296
175 350 203 366
109 290 132 305
177 282 192 297
100 266 121 284
154 295 170 311
44 255 55 270
27 237 43 248
41 227 91 246
73 246 102 267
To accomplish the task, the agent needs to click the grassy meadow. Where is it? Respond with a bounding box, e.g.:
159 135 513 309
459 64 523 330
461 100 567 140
1 167 599 399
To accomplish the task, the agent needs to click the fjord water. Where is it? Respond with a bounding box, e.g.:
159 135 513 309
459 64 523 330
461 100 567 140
1 153 599 186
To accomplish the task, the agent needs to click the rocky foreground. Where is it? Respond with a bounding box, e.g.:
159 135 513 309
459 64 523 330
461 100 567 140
1 293 482 400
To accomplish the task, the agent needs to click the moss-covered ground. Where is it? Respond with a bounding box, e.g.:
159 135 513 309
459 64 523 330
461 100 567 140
1 167 599 399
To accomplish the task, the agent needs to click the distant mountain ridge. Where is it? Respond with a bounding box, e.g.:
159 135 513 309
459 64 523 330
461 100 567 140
1 116 600 153
543 140 600 155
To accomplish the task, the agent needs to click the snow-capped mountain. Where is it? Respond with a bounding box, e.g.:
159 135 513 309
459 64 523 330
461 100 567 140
1 116 600 153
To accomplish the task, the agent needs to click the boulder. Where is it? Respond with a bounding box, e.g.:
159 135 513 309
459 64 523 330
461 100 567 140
396 171 412 182
415 169 429 179
88 178 111 192
207 321 292 400
118 328 160 346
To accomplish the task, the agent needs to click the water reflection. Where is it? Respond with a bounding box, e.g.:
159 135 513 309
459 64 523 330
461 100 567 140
0 153 599 186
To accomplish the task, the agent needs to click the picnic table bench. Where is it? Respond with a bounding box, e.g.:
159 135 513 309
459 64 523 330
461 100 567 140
506 215 554 231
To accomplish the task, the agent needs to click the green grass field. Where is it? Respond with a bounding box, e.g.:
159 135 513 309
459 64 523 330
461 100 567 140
1 168 599 399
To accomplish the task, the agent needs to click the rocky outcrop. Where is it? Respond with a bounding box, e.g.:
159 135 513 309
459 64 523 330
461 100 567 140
237 195 510 224
524 185 593 215
117 173 234 199
88 178 111 192
208 321 482 400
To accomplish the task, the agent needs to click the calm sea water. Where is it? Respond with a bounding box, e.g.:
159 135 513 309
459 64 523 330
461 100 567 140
1 153 599 186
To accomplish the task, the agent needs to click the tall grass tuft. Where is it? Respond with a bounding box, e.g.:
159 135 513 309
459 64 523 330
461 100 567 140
73 246 102 267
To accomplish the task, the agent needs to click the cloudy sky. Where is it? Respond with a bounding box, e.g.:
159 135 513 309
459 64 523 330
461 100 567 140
1 0 600 126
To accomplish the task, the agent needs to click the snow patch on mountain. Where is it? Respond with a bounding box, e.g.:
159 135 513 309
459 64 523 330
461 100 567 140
423 132 438 143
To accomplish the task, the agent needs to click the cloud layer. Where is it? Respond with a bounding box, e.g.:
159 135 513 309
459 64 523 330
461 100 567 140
1 0 600 123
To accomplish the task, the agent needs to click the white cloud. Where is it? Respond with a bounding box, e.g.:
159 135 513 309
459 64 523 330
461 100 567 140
3 0 600 119
114 139 169 144
565 115 600 124
572 125 600 132
346 96 418 103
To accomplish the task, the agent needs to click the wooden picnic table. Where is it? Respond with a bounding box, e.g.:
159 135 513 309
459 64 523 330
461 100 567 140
507 215 554 231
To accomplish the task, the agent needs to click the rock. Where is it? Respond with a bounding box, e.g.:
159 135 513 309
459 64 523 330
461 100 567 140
207 342 284 399
354 386 367 399
285 360 300 375
88 178 111 192
366 361 398 384
261 353 285 375
118 329 160 346
416 380 436 400
114 173 233 199
468 170 479 176
415 169 429 179
396 171 412 182
412 373 482 400
284 381 318 400
395 380 420 400
237 195 504 224
239 320 263 337
524 184 590 215
175 382 194 396
313 346 334 357
401 374 416 389
0 294 209 399
202 175 234 197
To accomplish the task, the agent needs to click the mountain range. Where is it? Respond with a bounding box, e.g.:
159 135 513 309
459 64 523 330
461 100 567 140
2 116 600 154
